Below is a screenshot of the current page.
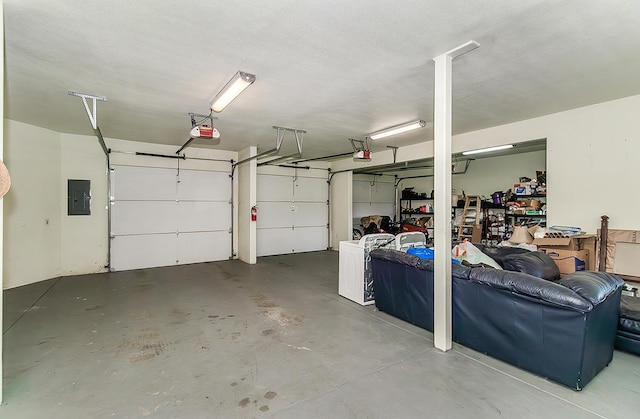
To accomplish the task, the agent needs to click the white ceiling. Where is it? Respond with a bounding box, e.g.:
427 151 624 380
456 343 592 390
5 1 640 159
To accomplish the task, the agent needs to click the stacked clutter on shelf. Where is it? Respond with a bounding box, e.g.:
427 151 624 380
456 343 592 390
507 198 546 216
513 173 547 196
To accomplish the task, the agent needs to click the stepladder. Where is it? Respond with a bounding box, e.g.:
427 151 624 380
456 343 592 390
457 195 482 242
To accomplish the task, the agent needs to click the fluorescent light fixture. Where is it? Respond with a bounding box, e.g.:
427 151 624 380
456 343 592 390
369 120 426 140
210 71 256 113
462 144 514 156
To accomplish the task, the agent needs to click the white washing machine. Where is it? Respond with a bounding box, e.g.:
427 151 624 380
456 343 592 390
338 234 395 305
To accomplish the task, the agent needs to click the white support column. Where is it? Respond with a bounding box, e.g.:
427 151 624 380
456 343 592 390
237 146 257 264
432 41 479 352
0 1 4 403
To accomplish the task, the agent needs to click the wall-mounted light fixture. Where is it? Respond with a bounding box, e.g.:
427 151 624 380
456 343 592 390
462 144 514 156
210 71 256 113
369 120 426 140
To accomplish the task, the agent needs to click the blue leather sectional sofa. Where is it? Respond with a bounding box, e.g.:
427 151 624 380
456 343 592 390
370 248 624 390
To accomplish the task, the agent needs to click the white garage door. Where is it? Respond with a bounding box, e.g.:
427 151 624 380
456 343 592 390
353 178 396 224
353 179 395 216
110 165 232 271
257 173 328 256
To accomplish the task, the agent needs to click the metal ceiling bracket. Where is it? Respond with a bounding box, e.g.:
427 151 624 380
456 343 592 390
233 126 306 174
273 125 305 155
387 146 398 164
68 91 106 130
350 138 368 153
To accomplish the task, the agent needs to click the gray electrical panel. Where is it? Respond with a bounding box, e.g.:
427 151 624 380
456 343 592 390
68 179 91 215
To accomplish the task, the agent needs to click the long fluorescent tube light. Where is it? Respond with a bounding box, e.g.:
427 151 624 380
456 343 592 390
369 120 426 140
210 71 256 113
462 144 514 155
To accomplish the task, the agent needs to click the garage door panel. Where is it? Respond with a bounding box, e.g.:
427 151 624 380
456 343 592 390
257 172 328 256
111 201 177 235
256 202 295 229
371 182 395 202
111 234 176 271
293 177 327 202
293 226 328 253
111 165 231 271
177 231 231 264
177 201 231 232
257 175 294 201
257 228 294 257
112 166 177 200
353 180 395 203
353 181 373 203
353 202 395 219
293 202 328 227
177 170 231 201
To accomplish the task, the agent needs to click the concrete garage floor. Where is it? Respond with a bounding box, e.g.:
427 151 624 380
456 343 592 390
2 251 639 418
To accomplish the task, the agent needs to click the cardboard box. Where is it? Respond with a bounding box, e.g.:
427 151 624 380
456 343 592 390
539 249 588 275
472 224 483 243
533 234 596 271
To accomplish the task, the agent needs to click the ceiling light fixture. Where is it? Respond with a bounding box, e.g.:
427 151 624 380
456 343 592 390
369 120 426 140
210 71 256 113
462 144 514 156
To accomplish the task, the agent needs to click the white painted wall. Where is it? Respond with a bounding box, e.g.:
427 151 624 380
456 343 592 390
329 171 352 249
237 147 257 264
4 121 62 288
3 121 238 288
60 133 109 275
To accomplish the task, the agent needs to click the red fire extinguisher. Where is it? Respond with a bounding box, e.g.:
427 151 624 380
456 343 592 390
251 205 257 222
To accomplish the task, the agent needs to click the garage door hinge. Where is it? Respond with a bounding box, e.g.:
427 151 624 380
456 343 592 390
228 228 232 234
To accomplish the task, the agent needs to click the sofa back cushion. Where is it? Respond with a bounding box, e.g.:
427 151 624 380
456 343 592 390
502 251 561 281
479 246 531 267
468 268 592 311
370 248 471 280
558 271 624 305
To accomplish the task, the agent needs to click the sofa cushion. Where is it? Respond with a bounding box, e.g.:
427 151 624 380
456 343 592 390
558 271 624 305
618 295 640 334
479 246 531 268
370 249 471 280
417 257 472 280
468 267 592 311
502 251 561 281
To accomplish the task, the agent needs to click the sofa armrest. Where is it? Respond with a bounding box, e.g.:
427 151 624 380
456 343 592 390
558 271 624 305
370 248 422 268
468 268 593 311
